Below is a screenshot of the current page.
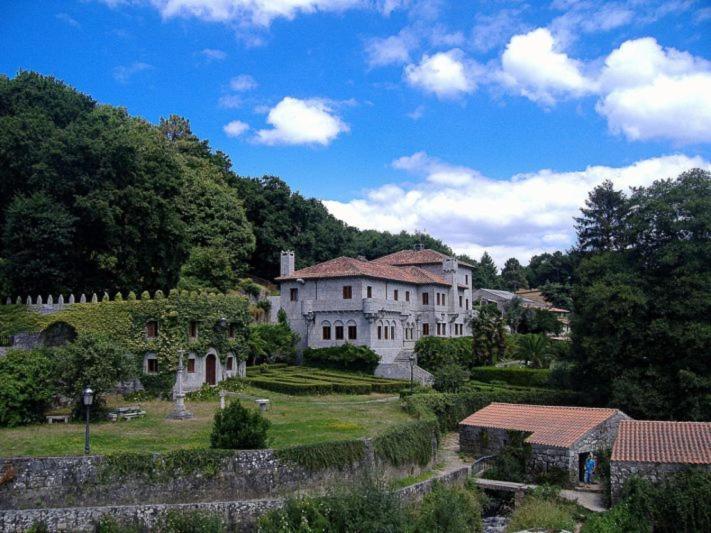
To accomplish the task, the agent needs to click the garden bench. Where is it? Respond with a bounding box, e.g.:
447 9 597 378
46 414 70 424
255 399 270 413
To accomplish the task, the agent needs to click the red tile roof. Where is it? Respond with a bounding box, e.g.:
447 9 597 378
373 249 475 268
275 256 451 286
459 403 622 448
611 420 711 464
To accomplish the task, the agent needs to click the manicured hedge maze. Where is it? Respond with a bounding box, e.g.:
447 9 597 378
246 365 406 395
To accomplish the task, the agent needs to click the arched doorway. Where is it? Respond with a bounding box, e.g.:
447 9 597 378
205 353 217 385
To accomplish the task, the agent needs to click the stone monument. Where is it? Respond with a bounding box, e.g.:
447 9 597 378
167 350 193 420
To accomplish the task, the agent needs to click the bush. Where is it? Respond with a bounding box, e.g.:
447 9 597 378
415 336 473 371
161 509 225 533
210 400 270 449
0 349 57 427
582 501 651 533
506 494 576 532
433 364 470 392
484 431 531 483
303 344 380 373
469 366 552 388
412 481 483 533
373 419 440 467
276 439 367 471
248 322 298 365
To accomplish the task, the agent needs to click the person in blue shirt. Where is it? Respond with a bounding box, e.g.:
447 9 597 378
584 453 597 484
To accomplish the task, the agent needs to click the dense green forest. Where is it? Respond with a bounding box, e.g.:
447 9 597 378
0 72 454 296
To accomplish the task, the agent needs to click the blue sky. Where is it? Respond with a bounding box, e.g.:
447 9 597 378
1 1 710 264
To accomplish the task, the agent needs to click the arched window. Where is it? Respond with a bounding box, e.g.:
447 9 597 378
347 320 357 340
334 320 344 340
377 321 383 340
322 321 332 340
145 320 158 339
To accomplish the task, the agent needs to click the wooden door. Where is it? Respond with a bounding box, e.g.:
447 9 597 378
206 353 216 385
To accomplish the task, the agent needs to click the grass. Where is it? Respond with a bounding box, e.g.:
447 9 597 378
389 462 444 490
0 384 413 457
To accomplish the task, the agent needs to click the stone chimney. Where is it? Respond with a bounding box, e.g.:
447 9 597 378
280 251 295 277
414 243 425 251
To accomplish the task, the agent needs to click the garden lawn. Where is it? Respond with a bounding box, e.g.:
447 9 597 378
0 385 413 457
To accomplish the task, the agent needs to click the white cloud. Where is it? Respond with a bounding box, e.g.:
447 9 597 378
200 48 227 60
405 49 480 99
470 8 527 52
406 105 425 120
499 28 593 105
112 62 152 83
223 119 250 137
254 97 349 146
365 33 413 67
147 0 363 27
596 38 711 143
218 94 243 108
323 152 710 266
229 74 257 91
56 12 81 27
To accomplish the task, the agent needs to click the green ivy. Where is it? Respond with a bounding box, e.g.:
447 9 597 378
99 449 234 483
372 419 440 467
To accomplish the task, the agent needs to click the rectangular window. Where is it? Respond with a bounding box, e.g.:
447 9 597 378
466 299 469 309
384 326 389 340
465 275 469 285
147 359 158 373
436 323 440 336
367 286 372 298
436 293 440 305
228 323 236 339
335 325 344 340
394 289 399 301
405 291 410 302
422 323 430 336
422 292 429 305
348 325 357 340
442 294 446 305
290 288 298 302
226 357 233 371
377 325 382 340
390 326 395 339
146 321 158 339
188 321 198 339
343 286 352 299
323 326 331 340
187 359 195 373
459 295 463 307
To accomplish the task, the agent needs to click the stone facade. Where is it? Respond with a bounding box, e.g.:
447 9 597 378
276 249 474 368
610 462 711 503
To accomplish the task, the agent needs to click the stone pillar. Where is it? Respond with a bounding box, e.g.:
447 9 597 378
280 250 295 277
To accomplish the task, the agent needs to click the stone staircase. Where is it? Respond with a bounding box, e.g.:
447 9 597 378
374 350 434 385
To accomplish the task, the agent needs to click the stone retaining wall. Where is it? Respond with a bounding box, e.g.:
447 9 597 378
0 436 436 511
610 461 711 503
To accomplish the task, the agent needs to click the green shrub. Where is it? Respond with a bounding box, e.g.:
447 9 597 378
0 349 57 427
484 431 531 483
303 344 380 373
433 363 470 392
506 494 576 532
412 481 483 533
161 509 225 533
469 366 552 388
248 322 298 365
415 336 474 371
210 400 270 449
373 419 439 467
582 501 651 533
276 439 367 471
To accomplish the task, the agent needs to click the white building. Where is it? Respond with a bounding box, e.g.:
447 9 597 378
273 246 475 381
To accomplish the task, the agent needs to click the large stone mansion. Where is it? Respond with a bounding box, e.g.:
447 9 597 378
273 246 476 381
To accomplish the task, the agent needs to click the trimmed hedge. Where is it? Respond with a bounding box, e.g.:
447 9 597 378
404 383 582 432
469 367 552 388
373 419 440 467
302 344 380 373
276 439 367 471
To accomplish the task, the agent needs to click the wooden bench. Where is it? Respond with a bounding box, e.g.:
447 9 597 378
46 414 70 424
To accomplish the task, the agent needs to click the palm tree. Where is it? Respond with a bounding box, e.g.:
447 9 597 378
515 334 550 368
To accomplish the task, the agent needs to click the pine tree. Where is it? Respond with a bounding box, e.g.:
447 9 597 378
574 180 629 253
472 252 500 289
501 257 529 291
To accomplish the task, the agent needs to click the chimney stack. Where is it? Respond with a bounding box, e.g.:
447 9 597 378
280 251 295 277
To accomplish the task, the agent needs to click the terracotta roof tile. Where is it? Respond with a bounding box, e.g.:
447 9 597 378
275 256 451 286
459 403 622 448
611 420 711 464
373 249 475 268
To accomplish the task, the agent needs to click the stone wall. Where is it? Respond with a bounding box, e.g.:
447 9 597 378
529 444 569 476
610 461 711 503
0 438 436 511
458 426 518 456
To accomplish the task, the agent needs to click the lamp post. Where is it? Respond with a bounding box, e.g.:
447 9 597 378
408 354 416 394
82 387 94 455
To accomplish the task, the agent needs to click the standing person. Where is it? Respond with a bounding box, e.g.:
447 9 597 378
584 453 597 484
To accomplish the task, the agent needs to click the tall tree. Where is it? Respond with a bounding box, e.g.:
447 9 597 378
571 169 711 420
575 180 629 253
501 257 529 291
472 252 500 289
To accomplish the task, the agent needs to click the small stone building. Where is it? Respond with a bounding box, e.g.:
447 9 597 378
610 420 711 502
459 403 629 483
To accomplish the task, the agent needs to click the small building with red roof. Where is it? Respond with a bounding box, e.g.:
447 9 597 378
610 420 711 501
459 402 630 483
